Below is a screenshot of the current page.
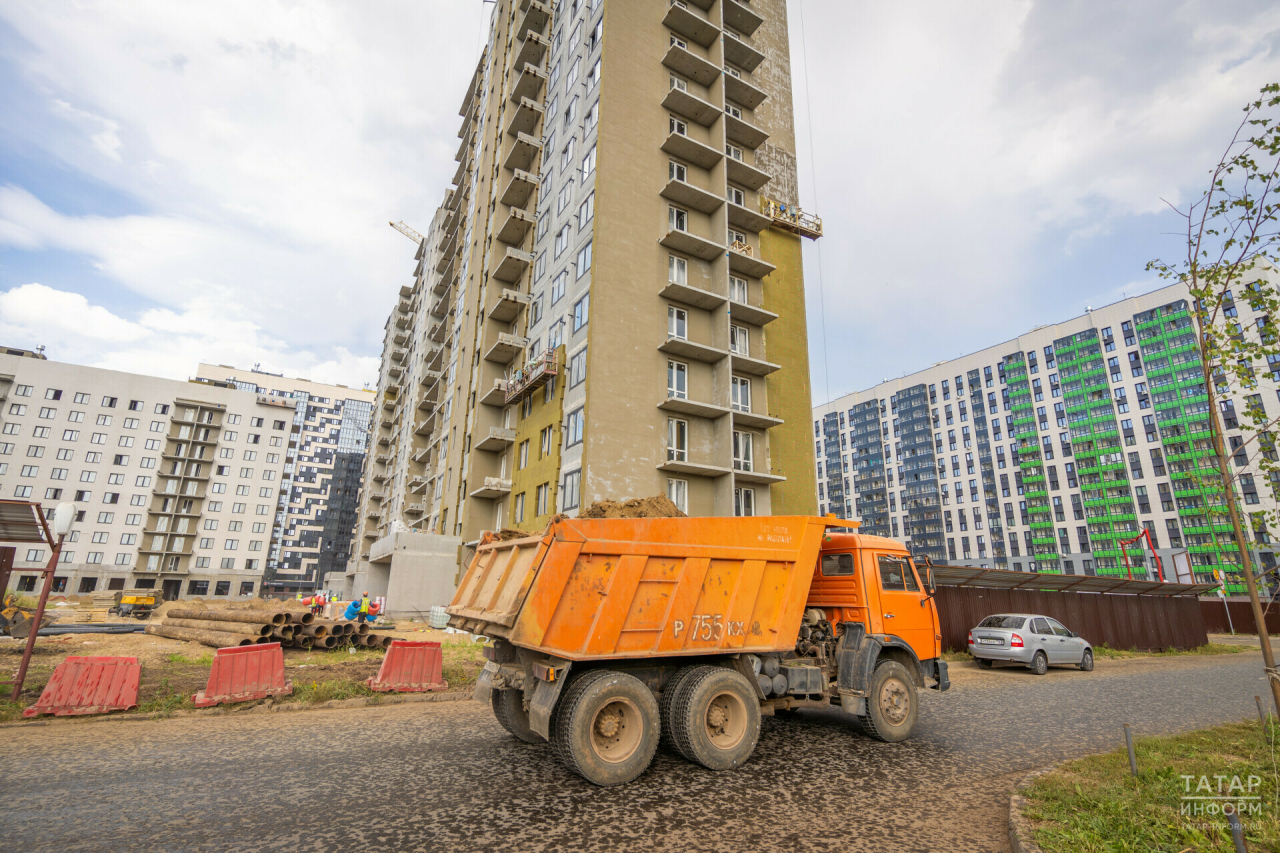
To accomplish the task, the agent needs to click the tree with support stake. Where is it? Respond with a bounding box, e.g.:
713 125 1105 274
1148 82 1280 716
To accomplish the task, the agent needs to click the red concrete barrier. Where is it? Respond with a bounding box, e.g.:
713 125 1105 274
194 642 293 708
23 656 140 717
367 640 448 692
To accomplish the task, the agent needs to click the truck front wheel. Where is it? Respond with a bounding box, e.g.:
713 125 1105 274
551 670 660 786
669 666 761 771
860 660 918 743
491 688 541 743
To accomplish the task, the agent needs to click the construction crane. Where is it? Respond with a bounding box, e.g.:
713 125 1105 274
389 221 425 244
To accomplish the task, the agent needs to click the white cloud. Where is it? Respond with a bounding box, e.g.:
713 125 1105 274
0 282 379 388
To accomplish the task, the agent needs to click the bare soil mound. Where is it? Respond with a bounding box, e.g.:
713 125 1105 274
579 495 686 519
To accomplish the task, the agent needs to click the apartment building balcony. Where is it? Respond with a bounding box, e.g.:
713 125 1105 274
661 177 723 214
396 299 411 315
429 319 448 344
371 468 387 483
430 292 452 320
497 207 536 245
444 191 465 232
479 378 510 407
393 331 409 347
510 63 547 104
728 242 775 278
476 426 516 452
418 368 442 388
437 225 460 264
363 528 378 540
658 458 731 478
493 246 534 283
506 96 544 138
729 298 778 327
416 387 438 411
454 124 473 163
408 475 428 494
395 313 411 330
661 278 726 310
660 228 724 261
659 393 729 420
452 156 469 188
470 477 513 499
734 468 786 485
374 453 392 466
484 333 529 364
406 502 426 515
437 250 455 279
724 73 767 111
500 168 538 209
662 43 720 87
660 334 728 364
424 346 445 373
412 446 431 465
387 364 404 380
503 131 543 173
723 0 764 36
368 490 386 503
727 201 771 233
377 433 391 447
662 132 722 170
414 413 437 436
731 408 784 430
726 155 770 191
725 111 769 149
730 352 781 376
517 0 550 39
366 508 384 522
663 2 719 47
723 31 766 72
662 86 721 127
488 288 531 323
515 30 548 69
434 267 456 297
390 347 407 363
378 412 394 429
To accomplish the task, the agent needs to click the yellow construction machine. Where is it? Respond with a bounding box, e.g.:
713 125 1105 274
0 593 56 639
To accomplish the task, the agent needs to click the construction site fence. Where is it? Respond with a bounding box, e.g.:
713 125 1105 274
1199 599 1280 635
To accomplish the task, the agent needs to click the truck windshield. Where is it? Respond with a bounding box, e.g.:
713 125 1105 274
820 553 854 576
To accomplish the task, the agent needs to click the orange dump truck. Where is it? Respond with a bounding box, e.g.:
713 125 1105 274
446 515 949 786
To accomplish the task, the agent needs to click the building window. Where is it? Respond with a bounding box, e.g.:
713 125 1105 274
187 581 209 596
576 241 592 278
536 483 549 516
668 206 688 232
667 418 688 462
562 470 581 510
667 478 688 514
514 493 525 523
669 255 688 285
729 325 749 356
565 408 584 447
572 294 590 331
734 487 755 517
667 360 688 400
731 377 751 412
729 276 747 303
668 306 687 340
569 347 588 387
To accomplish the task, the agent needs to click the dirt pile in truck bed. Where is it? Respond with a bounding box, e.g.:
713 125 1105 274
579 495 686 519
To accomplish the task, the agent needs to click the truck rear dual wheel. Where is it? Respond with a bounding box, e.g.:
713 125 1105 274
551 670 660 786
491 688 541 744
659 666 703 751
859 660 918 743
669 666 761 771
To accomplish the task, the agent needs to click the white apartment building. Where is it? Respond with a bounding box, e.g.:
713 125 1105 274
0 351 295 601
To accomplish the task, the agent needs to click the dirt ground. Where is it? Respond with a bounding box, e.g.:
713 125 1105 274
0 623 486 718
579 494 685 519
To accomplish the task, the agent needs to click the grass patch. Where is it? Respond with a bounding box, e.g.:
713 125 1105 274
1023 719 1280 852
0 699 28 722
136 678 195 716
1091 642 1250 659
167 652 214 666
292 678 377 704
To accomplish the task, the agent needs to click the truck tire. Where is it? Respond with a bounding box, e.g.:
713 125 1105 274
669 666 761 771
491 688 541 743
550 669 660 786
659 666 702 751
860 660 918 743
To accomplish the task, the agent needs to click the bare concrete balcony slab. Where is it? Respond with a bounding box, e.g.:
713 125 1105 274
479 378 509 407
493 246 534 282
429 320 448 343
660 336 728 363
723 33 766 72
662 44 719 87
663 3 719 47
725 112 769 149
475 426 517 452
731 408 784 430
729 299 778 327
484 333 529 364
500 168 538 209
487 289 530 323
659 395 730 420
726 156 770 190
515 29 548 68
723 0 764 36
503 131 542 172
728 245 776 278
506 96 544 138
660 228 724 261
661 279 726 310
510 63 547 104
662 132 723 170
452 156 468 187
470 477 513 499
517 0 550 41
661 178 723 214
733 468 786 485
728 201 771 233
730 352 781 376
497 207 536 244
662 87 721 127
658 459 732 478
724 73 767 111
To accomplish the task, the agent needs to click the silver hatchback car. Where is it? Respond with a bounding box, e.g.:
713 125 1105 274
967 613 1093 675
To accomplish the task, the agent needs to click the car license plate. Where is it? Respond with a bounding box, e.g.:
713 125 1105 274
977 638 1001 645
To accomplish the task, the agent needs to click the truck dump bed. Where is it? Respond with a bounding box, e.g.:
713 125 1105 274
446 515 833 661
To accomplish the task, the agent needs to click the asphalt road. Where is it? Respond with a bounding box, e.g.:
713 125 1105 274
7 652 1273 853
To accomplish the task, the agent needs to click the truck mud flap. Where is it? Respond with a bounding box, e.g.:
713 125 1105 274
473 662 497 705
528 662 571 740
933 659 950 692
836 625 880 716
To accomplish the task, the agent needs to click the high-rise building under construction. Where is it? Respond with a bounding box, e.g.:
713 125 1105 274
353 0 821 570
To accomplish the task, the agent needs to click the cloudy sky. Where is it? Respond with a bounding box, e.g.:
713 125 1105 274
1 2 1279 399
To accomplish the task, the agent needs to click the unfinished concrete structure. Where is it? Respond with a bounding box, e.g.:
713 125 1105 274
350 0 821 595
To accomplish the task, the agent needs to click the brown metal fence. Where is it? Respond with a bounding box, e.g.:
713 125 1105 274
1200 599 1280 634
936 586 1208 652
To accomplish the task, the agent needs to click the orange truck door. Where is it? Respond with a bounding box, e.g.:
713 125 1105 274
867 551 934 659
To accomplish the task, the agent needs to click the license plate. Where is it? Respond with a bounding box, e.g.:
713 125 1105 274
976 638 1001 645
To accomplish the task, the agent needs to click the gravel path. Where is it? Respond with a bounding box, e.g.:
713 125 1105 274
8 652 1272 853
